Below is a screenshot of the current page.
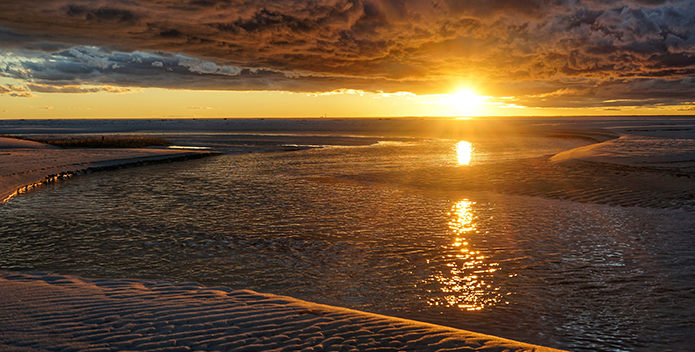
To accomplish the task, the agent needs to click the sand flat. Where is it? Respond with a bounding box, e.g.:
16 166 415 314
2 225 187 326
0 271 565 352
0 137 216 203
551 135 695 167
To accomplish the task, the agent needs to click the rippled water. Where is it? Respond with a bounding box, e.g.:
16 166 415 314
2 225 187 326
2 134 695 351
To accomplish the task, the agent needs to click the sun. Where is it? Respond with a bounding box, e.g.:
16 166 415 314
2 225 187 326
450 89 485 114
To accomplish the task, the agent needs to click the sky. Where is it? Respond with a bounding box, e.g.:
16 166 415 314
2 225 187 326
1 0 695 118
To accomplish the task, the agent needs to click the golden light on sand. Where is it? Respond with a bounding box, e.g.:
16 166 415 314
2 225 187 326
456 141 473 165
426 200 503 311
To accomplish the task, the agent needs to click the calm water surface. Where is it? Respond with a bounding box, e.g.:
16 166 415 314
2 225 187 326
1 134 694 351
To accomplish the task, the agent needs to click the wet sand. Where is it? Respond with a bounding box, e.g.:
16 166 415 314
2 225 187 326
345 155 695 211
0 137 217 203
0 134 563 351
0 271 564 351
2 117 694 351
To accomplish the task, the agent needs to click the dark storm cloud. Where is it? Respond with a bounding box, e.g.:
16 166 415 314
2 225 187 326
510 77 695 109
65 5 141 23
0 47 432 93
1 0 694 108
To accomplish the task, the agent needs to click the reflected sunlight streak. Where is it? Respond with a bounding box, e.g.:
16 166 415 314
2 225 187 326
456 141 473 165
426 200 504 311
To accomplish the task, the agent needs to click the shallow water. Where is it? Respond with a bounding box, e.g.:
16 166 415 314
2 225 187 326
2 134 695 351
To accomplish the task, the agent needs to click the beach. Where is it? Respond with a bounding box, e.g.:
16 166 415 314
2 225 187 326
0 137 217 203
4 0 695 349
0 271 562 351
1 117 695 351
0 128 566 351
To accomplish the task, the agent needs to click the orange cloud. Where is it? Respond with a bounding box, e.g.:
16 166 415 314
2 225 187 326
0 0 694 108
0 84 36 98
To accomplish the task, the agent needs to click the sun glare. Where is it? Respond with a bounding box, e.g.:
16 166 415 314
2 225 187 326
456 141 473 165
451 89 485 115
425 199 504 311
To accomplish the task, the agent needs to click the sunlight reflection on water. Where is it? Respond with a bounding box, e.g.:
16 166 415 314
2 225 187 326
3 133 695 351
426 199 504 311
456 141 473 165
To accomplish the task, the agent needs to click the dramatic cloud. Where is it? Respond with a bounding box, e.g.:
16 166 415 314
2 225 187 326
1 0 695 108
0 84 35 98
178 58 242 76
0 47 425 93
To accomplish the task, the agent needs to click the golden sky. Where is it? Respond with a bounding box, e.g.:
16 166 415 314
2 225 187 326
1 1 695 118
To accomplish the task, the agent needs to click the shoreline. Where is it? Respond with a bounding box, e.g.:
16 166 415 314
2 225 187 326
0 133 569 351
3 118 695 350
0 270 565 352
0 137 219 204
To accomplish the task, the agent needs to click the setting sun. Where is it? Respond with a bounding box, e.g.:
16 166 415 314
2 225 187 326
451 90 486 115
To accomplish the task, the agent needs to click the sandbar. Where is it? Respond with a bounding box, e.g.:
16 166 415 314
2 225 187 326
0 137 217 203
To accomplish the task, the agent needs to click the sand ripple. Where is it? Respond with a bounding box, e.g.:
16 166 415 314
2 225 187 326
0 271 563 352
